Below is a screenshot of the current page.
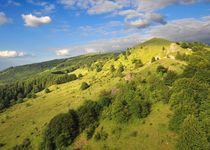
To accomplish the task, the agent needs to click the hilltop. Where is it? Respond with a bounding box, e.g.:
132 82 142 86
0 38 209 150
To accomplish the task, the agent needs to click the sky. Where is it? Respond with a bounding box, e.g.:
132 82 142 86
0 0 210 70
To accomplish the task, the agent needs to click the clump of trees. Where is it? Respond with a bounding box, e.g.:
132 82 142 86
168 47 210 148
41 100 103 150
111 82 151 123
0 73 78 111
41 110 79 149
175 52 189 61
55 74 77 84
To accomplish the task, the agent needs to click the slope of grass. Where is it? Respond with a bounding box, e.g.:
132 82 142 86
0 59 66 84
75 102 176 150
0 38 191 149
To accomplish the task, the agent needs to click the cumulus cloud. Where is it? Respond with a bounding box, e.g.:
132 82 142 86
22 14 52 27
0 12 11 25
126 13 166 29
58 0 207 29
56 48 70 56
0 51 25 58
54 34 147 56
148 15 210 43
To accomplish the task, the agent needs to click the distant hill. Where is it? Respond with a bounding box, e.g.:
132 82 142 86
0 59 66 85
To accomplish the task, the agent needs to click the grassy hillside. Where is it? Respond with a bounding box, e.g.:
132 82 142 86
0 38 209 150
0 59 66 85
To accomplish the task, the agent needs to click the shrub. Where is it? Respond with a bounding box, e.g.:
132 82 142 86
78 74 83 79
164 70 178 86
117 64 124 76
132 59 143 68
80 82 90 90
176 115 209 150
45 88 50 93
156 65 168 74
85 122 99 140
77 101 101 131
110 65 116 72
56 74 77 84
41 110 79 150
151 57 156 63
94 128 108 141
98 91 112 107
12 138 31 150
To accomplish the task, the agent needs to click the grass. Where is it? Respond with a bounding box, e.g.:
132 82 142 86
0 39 188 149
73 102 177 150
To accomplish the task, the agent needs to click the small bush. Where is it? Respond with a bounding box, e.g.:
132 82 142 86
156 65 168 74
45 88 50 93
151 57 156 63
85 122 99 140
41 110 79 149
12 138 31 150
80 82 90 90
77 101 101 131
94 128 108 141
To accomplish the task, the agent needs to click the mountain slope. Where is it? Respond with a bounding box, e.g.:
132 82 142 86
0 38 209 150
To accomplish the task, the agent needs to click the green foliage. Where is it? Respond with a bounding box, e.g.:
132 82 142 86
110 65 116 72
164 70 178 86
112 82 151 123
12 138 31 150
94 127 108 141
175 52 189 61
55 74 77 84
44 88 50 94
80 82 90 90
151 57 156 63
156 65 168 74
41 110 79 150
98 91 112 107
78 73 83 79
77 101 101 131
145 75 170 103
85 122 99 140
176 115 209 150
117 64 125 76
132 59 143 68
95 63 103 72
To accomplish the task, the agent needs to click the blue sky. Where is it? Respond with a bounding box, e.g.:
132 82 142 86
0 0 210 70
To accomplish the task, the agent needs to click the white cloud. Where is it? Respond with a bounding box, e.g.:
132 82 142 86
148 15 210 43
126 13 166 29
54 34 147 56
58 0 207 29
118 9 143 19
0 12 11 25
0 51 25 58
22 14 52 27
56 48 70 56
87 1 122 14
